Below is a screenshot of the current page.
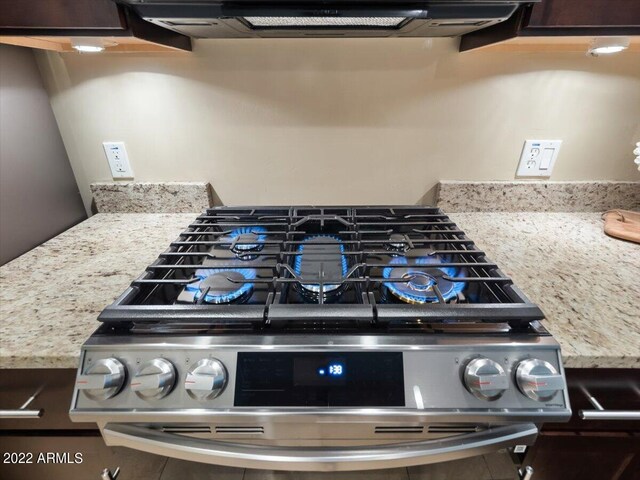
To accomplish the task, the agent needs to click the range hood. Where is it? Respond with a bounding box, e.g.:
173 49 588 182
117 1 536 38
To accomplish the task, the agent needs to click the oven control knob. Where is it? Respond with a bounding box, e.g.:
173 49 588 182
131 358 176 400
185 358 227 401
463 357 508 401
76 358 126 401
516 359 564 402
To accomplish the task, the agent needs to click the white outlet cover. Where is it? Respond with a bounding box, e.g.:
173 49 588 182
516 140 562 178
103 141 134 179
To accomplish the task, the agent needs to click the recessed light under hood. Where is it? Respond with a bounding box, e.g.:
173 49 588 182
120 1 538 39
243 17 408 28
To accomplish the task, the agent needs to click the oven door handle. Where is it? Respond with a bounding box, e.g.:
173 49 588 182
102 423 538 471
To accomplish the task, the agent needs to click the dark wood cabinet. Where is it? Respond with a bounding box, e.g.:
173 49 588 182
0 0 191 52
460 0 640 52
0 0 126 31
0 369 95 432
545 369 640 434
526 0 640 31
0 368 170 480
524 433 640 480
522 368 640 480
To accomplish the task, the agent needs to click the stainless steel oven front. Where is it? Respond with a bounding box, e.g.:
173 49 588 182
70 333 570 471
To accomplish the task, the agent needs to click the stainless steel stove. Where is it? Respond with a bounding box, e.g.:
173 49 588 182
70 206 571 472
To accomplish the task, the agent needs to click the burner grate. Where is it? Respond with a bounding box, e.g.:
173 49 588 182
382 255 466 304
185 268 256 304
293 234 349 304
98 206 544 329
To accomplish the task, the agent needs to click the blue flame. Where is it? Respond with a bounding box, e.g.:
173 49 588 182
382 256 466 303
229 226 267 251
294 234 348 292
186 268 256 304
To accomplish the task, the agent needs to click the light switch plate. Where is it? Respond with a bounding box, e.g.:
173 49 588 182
103 141 134 179
516 140 562 178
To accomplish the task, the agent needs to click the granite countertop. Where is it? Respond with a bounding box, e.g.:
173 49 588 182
0 213 196 369
1 212 638 369
449 213 639 369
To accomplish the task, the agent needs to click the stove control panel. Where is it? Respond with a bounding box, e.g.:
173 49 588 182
71 336 569 420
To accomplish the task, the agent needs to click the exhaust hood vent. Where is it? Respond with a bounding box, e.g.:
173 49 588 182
427 424 482 434
120 1 539 39
215 426 265 434
243 17 407 28
162 425 212 434
164 20 218 27
375 425 425 434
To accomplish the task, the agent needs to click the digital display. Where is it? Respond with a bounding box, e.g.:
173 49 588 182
318 363 344 377
234 352 405 407
293 356 346 386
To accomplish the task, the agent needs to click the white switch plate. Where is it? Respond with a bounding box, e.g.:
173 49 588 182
103 141 134 179
516 140 562 178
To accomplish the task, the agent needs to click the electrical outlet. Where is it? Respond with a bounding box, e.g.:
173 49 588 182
103 141 134 179
516 140 562 178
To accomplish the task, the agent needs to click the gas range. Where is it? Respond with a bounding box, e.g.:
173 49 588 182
70 206 570 471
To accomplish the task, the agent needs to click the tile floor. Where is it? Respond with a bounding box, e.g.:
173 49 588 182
156 452 519 480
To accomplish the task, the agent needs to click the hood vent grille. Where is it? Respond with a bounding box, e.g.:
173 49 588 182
375 425 424 434
215 426 264 434
427 424 482 434
162 425 212 434
164 20 218 27
244 17 407 28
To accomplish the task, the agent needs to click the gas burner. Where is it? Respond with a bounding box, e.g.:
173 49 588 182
385 233 409 255
294 235 348 303
185 268 256 304
224 226 267 259
382 256 466 304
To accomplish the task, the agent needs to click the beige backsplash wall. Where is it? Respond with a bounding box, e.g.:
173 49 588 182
35 38 640 214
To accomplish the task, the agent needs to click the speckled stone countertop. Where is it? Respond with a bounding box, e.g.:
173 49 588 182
449 213 639 369
438 181 640 212
0 214 196 369
90 182 213 213
1 212 638 369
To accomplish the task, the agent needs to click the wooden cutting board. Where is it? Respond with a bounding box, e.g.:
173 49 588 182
603 210 640 244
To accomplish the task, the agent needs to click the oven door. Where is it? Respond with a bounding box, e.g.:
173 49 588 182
101 422 537 471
